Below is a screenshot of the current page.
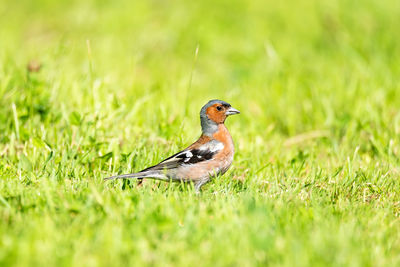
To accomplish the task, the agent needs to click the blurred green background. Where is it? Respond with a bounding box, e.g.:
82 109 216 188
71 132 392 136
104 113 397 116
1 0 400 266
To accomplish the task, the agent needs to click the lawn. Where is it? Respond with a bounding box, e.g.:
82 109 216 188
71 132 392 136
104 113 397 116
1 0 400 266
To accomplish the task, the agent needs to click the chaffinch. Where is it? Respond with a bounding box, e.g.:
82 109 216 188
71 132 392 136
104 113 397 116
104 99 240 192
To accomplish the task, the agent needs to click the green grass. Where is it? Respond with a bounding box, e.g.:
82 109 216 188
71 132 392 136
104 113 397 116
1 0 400 266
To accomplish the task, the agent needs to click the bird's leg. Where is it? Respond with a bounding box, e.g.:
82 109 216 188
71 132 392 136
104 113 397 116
194 180 208 193
194 185 201 194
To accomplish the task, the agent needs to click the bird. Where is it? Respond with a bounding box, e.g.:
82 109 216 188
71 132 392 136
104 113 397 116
104 99 240 192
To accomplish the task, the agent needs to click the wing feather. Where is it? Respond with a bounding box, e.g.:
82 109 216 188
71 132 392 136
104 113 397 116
140 141 224 172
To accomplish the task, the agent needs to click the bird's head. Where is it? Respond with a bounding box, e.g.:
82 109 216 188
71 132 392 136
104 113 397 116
200 99 240 135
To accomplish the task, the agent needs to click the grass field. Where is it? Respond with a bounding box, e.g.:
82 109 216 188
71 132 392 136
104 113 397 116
1 0 400 266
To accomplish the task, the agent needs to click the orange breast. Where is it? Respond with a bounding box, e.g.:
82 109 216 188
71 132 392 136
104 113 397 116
212 124 234 164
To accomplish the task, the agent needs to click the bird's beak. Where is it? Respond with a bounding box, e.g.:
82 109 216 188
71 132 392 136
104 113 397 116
225 106 240 115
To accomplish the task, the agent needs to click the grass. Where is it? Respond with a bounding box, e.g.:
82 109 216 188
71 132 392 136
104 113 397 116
1 0 400 266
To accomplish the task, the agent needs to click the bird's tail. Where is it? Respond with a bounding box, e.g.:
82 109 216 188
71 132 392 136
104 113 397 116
103 170 168 181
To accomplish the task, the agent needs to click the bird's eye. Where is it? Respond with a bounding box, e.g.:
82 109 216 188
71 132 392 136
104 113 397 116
216 106 222 111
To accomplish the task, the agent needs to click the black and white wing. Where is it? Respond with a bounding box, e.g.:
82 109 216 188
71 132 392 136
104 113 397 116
140 140 224 172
